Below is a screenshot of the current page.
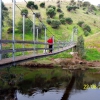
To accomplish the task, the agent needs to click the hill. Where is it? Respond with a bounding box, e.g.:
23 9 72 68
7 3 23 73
2 0 100 55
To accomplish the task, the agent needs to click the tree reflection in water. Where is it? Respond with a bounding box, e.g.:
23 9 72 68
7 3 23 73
0 69 100 100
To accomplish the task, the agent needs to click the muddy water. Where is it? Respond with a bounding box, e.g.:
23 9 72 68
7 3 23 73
0 69 100 100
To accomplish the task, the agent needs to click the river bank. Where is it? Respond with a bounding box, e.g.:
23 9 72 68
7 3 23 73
19 52 100 70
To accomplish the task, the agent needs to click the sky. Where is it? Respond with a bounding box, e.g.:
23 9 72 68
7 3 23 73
2 0 100 6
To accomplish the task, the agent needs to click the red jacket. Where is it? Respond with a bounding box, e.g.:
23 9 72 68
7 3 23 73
47 38 53 44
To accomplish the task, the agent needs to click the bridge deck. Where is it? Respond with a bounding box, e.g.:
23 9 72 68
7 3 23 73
0 44 75 68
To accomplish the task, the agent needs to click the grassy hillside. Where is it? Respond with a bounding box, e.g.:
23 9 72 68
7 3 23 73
2 1 100 60
4 1 100 39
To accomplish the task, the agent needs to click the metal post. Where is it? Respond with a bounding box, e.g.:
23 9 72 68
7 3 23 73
44 27 47 54
36 27 38 41
0 0 2 60
52 35 54 52
36 27 38 54
33 13 35 55
58 41 59 51
12 0 15 61
22 13 25 55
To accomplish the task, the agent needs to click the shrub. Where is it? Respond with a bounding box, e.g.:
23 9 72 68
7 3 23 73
7 27 13 34
82 24 91 32
85 11 89 14
65 17 73 24
57 8 62 12
46 18 51 24
67 6 73 11
35 12 41 18
34 4 38 10
77 21 84 27
84 30 89 36
48 5 56 11
59 13 64 19
26 1 34 9
76 35 85 57
46 8 56 18
21 9 28 17
60 18 66 24
40 2 45 8
67 6 79 11
51 19 61 28
17 18 33 33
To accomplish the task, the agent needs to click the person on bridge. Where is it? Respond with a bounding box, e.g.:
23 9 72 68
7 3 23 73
47 37 54 53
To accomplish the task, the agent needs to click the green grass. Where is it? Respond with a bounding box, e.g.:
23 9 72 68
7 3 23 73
85 48 100 61
2 1 100 61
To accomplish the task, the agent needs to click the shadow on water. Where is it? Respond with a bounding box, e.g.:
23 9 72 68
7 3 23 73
0 68 100 100
61 72 75 100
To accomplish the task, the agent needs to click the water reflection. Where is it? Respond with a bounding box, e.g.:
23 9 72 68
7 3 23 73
0 69 100 100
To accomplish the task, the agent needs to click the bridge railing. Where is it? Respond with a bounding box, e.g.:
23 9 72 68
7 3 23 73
0 39 76 55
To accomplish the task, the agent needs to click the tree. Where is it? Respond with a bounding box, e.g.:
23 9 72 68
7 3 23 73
2 2 8 26
59 13 64 19
57 8 62 12
26 1 34 9
48 5 56 11
51 19 61 28
46 8 56 18
40 2 45 8
82 1 90 7
17 18 33 33
77 21 84 27
2 2 8 10
65 17 73 24
76 35 85 57
60 18 66 24
82 24 91 32
46 18 51 24
34 4 38 10
35 12 41 18
21 9 28 17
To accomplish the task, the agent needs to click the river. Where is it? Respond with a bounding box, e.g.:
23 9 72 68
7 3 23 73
0 67 100 100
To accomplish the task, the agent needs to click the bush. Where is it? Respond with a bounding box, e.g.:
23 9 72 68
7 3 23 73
85 11 89 14
46 18 51 24
84 30 89 36
59 13 64 19
77 21 84 27
21 9 28 17
40 2 45 8
35 12 41 18
46 8 56 18
48 5 56 11
34 4 38 10
7 27 13 34
76 35 85 57
17 18 33 33
60 18 66 24
57 8 62 12
65 17 73 24
26 1 34 9
67 6 79 11
51 20 61 28
82 24 91 32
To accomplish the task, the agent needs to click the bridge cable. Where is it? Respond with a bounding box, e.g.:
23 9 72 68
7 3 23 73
23 0 59 42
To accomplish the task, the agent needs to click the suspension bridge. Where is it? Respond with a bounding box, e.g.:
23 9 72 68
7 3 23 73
0 0 77 67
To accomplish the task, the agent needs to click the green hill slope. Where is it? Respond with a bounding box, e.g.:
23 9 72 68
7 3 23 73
3 1 100 51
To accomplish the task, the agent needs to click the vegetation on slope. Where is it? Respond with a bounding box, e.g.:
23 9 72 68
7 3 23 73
2 0 100 60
